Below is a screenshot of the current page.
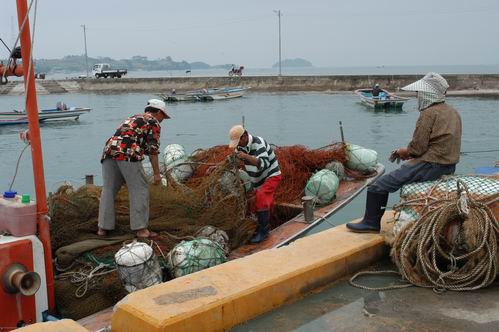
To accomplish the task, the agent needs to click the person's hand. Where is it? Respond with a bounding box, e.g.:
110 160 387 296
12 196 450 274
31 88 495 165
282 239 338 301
389 150 401 164
235 151 248 161
153 173 162 185
396 147 411 160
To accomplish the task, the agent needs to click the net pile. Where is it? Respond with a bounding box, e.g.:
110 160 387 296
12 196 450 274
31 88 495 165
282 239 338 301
50 157 252 252
393 175 499 236
48 143 354 319
188 143 349 203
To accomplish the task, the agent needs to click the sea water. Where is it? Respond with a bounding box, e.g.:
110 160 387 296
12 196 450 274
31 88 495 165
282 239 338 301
0 92 497 228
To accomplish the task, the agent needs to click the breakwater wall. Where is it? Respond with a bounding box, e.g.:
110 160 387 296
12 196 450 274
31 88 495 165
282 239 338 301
2 74 499 95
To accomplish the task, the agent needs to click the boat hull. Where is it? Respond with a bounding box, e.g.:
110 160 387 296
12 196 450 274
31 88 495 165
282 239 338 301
159 87 248 102
230 163 385 258
77 163 385 330
355 89 408 108
0 108 91 126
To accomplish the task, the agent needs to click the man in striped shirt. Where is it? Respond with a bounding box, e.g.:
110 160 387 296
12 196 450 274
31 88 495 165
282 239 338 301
229 125 282 243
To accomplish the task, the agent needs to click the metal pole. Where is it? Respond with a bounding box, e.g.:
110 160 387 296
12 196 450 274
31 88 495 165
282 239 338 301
278 10 282 76
274 10 282 76
339 121 345 143
81 24 89 78
16 0 55 314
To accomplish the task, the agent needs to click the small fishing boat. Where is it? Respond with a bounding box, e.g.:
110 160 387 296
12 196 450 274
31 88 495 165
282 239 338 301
158 91 200 102
159 87 248 102
196 87 247 101
230 163 385 259
355 88 409 108
0 106 91 126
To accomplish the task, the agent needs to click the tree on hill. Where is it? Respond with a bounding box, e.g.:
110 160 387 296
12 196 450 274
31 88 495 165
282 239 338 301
272 58 313 68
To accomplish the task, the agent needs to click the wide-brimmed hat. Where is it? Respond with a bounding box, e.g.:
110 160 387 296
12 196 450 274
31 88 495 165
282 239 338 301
402 72 449 95
228 125 245 148
146 99 170 118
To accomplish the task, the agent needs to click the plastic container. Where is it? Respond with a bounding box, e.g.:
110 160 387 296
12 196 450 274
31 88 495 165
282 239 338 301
0 192 37 236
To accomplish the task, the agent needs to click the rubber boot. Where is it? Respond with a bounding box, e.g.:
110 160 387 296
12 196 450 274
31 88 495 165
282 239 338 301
346 191 389 233
250 210 270 244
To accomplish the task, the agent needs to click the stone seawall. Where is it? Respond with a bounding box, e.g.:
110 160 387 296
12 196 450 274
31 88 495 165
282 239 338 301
2 74 499 96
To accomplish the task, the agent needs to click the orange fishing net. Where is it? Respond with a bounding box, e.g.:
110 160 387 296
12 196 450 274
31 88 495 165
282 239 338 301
188 143 348 203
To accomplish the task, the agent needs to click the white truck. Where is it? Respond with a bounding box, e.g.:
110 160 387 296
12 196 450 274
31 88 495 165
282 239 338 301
92 63 127 78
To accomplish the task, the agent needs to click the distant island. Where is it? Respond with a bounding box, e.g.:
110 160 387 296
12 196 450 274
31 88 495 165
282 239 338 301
26 55 236 74
273 58 313 68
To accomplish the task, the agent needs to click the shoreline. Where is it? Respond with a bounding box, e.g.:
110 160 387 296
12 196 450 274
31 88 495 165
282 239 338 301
1 74 499 96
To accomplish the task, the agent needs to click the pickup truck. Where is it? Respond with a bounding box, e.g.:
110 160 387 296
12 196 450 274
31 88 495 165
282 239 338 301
92 63 127 78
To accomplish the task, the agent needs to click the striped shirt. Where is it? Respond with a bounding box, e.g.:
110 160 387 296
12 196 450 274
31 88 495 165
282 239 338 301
237 134 281 188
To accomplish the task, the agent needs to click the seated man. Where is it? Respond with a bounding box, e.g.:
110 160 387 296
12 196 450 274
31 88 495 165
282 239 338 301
372 83 382 97
228 125 281 243
347 73 462 233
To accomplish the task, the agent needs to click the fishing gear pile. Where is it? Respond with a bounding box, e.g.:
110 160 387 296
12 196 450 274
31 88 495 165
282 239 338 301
49 143 365 319
392 176 499 291
351 175 499 292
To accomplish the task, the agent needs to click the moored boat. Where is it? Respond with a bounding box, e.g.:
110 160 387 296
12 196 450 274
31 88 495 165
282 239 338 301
196 87 247 101
43 142 384 325
158 91 200 102
159 87 249 102
355 88 409 108
0 106 91 126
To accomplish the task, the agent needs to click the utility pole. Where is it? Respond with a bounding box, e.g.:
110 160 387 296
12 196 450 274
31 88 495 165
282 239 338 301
273 10 282 76
81 24 89 78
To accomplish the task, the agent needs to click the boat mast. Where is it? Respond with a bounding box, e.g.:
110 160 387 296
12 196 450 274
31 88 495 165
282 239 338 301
16 0 56 313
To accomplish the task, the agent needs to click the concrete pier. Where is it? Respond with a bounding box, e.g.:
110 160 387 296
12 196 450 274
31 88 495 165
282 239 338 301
1 74 499 96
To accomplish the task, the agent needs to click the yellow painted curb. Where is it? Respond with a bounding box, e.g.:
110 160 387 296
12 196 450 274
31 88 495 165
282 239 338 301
16 319 89 332
112 214 392 332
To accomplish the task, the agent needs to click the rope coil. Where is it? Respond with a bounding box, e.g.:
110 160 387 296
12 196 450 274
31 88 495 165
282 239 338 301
351 180 499 292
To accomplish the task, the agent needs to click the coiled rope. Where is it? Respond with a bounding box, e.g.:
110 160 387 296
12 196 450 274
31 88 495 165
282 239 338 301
350 180 499 292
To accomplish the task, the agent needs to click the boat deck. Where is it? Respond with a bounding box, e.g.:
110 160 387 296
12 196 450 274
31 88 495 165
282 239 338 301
233 258 499 332
230 164 384 259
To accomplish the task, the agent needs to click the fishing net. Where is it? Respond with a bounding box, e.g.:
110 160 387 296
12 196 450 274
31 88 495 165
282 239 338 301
167 238 227 278
392 175 499 236
48 143 367 319
188 143 349 203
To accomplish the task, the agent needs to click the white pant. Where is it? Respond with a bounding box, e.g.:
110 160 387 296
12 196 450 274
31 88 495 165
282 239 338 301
98 159 149 231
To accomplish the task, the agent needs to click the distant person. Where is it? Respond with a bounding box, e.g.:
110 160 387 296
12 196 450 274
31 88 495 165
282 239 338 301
228 125 281 243
171 88 176 95
347 73 462 233
56 101 68 111
97 99 170 238
372 83 382 97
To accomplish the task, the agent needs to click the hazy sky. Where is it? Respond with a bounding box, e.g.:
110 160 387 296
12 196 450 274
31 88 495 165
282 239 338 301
1 0 498 68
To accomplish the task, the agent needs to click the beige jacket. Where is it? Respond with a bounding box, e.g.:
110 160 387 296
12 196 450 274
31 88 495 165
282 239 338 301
407 103 462 165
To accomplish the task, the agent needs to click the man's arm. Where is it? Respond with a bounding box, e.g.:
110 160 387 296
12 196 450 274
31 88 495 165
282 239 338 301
235 151 259 167
406 111 435 158
149 154 161 184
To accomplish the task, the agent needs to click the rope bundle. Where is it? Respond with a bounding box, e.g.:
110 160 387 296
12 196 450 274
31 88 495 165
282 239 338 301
391 183 499 291
350 180 498 292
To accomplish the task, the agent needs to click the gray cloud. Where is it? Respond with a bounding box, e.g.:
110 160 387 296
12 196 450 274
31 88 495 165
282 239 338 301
1 0 498 68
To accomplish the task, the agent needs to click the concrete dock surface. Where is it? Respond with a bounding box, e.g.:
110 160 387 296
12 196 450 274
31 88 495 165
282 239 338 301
233 259 499 332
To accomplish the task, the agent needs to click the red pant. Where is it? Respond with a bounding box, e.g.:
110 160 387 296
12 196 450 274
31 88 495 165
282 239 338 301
255 175 281 211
